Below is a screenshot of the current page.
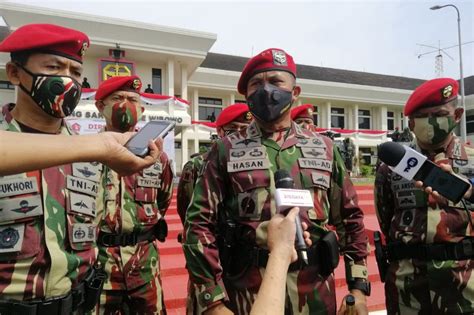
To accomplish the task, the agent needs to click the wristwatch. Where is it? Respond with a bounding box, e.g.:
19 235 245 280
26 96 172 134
348 279 371 296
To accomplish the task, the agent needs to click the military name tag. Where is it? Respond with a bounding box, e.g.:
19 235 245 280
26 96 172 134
229 147 266 161
0 195 43 222
230 137 262 149
296 137 326 148
72 162 102 182
0 177 38 198
311 172 331 189
298 158 332 172
391 180 417 192
0 224 24 253
72 223 96 243
301 147 327 159
66 175 98 197
227 159 269 173
69 192 96 217
137 176 161 188
143 163 162 178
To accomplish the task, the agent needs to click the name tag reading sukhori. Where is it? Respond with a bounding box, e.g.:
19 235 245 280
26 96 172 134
0 177 38 198
227 159 269 173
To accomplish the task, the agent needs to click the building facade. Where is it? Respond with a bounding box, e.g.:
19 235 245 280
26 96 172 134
1 3 473 173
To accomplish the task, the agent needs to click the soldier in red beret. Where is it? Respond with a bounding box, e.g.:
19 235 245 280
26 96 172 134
375 78 474 314
184 48 370 315
291 103 316 130
94 76 173 314
0 23 111 314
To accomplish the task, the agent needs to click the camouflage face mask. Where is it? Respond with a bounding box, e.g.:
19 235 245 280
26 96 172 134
413 116 457 145
18 64 82 118
103 100 143 132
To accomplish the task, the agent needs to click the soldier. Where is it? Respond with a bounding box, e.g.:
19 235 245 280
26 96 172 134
374 78 474 314
93 76 173 314
290 103 316 130
183 48 370 315
177 103 252 224
0 23 107 314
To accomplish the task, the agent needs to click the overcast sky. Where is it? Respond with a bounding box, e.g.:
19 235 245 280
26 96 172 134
4 0 474 80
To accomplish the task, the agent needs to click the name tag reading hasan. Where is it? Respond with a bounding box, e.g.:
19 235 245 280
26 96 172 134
227 159 269 173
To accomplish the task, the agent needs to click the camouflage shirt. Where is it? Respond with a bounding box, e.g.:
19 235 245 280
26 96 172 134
0 104 100 300
96 153 173 290
375 136 474 314
183 121 368 314
177 154 204 225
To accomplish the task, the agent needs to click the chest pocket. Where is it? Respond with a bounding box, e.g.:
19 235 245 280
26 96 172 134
66 163 101 251
299 168 331 221
133 175 160 225
0 175 43 261
230 170 271 221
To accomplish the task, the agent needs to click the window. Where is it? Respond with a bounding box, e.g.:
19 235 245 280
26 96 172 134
152 68 162 94
387 111 394 131
360 147 373 165
0 80 14 90
467 115 474 134
400 113 405 129
313 106 318 126
199 97 223 121
358 109 371 129
331 107 345 128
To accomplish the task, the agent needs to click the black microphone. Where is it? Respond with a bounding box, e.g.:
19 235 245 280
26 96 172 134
274 169 309 265
378 141 470 203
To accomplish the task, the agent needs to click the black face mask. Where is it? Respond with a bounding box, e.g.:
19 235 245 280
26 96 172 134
18 64 82 118
247 83 293 122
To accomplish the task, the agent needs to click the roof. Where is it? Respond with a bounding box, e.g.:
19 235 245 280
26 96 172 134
201 52 428 90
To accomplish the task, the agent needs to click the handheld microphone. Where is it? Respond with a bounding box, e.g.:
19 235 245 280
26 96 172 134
378 141 470 203
274 170 311 265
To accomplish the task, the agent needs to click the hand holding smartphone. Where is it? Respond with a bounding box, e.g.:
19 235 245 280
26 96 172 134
125 121 175 157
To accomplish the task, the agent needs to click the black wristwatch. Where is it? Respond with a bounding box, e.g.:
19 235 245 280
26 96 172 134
348 279 371 296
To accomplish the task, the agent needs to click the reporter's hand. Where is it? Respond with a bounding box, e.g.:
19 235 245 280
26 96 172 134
97 132 163 176
267 207 312 263
337 291 368 315
414 163 473 203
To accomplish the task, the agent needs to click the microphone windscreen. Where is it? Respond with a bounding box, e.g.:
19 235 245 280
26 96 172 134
274 169 294 189
377 142 406 167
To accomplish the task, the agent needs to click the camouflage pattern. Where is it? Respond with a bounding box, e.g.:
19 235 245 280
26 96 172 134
0 103 99 300
177 154 204 225
375 135 474 314
412 116 457 145
183 121 369 315
93 152 173 315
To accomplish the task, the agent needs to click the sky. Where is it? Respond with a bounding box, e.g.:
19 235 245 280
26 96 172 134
3 0 474 80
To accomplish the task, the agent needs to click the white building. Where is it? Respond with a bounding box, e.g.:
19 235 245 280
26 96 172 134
1 3 473 173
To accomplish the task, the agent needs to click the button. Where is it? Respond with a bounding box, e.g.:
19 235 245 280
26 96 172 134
203 293 212 301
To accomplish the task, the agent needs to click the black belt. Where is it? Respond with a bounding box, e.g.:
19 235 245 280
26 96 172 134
0 280 86 315
252 244 319 271
98 228 155 247
387 238 474 262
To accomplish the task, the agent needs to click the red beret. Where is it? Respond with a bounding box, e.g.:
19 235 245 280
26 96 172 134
95 76 142 100
404 78 459 116
216 103 252 127
0 24 89 63
238 48 296 95
291 104 315 120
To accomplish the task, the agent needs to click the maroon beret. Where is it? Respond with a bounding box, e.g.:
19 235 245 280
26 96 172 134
404 78 459 116
216 103 252 127
238 48 296 95
291 104 315 120
0 23 89 63
95 76 142 100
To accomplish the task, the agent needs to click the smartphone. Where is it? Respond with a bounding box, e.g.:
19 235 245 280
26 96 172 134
414 161 470 203
125 121 175 157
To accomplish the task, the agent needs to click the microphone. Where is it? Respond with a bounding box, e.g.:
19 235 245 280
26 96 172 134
378 141 470 203
274 169 312 265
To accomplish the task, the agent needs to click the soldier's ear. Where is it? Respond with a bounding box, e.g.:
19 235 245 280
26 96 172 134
95 100 105 112
454 107 464 123
408 118 415 131
292 86 301 101
5 62 21 86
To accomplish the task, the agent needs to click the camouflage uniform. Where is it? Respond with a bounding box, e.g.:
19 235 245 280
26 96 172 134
375 136 474 314
177 154 205 225
183 121 369 315
94 153 173 315
0 104 100 301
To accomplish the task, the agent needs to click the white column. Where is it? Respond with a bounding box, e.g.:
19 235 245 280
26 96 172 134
404 116 409 129
230 93 235 105
194 124 200 154
380 105 388 131
325 102 331 128
193 89 199 121
167 59 175 97
181 129 188 169
353 104 359 131
181 64 188 101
